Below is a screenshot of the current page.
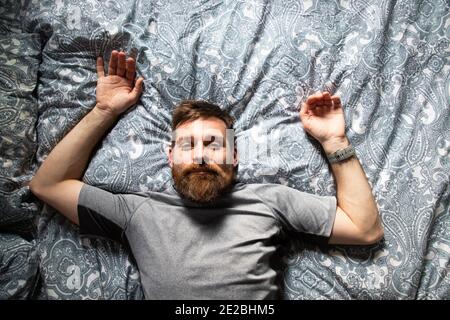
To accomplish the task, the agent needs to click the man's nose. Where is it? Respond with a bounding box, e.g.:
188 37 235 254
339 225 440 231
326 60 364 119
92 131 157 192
193 143 205 164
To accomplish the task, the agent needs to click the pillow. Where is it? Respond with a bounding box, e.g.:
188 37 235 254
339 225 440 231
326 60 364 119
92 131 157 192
0 0 23 34
30 30 145 299
0 232 39 299
0 32 41 235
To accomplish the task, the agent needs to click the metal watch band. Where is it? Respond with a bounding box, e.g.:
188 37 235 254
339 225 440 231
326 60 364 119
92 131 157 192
326 144 355 164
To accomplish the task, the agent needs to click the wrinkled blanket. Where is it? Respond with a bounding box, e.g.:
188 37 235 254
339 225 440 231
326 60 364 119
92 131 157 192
0 0 449 299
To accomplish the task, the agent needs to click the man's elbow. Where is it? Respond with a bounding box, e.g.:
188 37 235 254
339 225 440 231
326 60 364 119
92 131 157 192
29 177 48 199
361 219 384 244
29 178 40 195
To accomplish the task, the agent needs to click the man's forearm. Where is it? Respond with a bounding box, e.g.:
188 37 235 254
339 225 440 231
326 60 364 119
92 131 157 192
323 137 382 237
30 106 118 188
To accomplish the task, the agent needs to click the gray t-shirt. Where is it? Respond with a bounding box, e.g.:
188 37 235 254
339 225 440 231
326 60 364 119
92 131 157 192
77 182 337 299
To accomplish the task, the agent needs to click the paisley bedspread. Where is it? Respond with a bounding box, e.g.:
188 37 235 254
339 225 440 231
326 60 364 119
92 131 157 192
0 0 448 299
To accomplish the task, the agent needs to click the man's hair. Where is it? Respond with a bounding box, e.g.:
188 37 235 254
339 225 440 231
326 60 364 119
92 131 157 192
171 100 235 131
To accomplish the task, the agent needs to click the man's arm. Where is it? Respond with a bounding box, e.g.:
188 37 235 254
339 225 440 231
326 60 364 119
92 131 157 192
299 92 384 245
29 51 144 225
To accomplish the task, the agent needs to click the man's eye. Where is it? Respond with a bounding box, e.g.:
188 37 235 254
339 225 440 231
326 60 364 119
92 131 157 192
179 143 193 150
207 143 222 150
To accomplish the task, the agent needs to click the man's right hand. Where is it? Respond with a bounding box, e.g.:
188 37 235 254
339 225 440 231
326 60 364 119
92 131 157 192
95 50 144 117
30 50 144 225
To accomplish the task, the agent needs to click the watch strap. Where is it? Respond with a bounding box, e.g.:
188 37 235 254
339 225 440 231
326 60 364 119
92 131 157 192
326 144 355 164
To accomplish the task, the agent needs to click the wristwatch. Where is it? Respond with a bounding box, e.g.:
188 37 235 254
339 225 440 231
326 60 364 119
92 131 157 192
326 144 355 164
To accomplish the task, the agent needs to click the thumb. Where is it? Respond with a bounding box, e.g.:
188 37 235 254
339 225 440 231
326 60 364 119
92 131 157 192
299 102 309 120
129 77 144 102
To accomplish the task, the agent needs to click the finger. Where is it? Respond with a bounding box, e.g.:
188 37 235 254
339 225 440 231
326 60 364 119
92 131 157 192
96 57 105 78
108 50 118 75
126 57 136 81
129 77 144 103
299 102 308 118
331 95 342 109
322 92 332 107
117 51 127 77
306 91 324 106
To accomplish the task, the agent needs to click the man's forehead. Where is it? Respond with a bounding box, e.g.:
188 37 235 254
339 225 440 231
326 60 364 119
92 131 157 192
173 121 226 138
176 127 225 135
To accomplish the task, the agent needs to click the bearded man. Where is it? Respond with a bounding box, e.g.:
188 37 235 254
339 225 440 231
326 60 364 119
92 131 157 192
30 51 383 299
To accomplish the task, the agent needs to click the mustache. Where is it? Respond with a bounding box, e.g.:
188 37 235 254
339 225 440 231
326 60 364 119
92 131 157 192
184 165 219 175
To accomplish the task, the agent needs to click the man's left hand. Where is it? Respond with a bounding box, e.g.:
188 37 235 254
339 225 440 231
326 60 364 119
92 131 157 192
299 91 349 154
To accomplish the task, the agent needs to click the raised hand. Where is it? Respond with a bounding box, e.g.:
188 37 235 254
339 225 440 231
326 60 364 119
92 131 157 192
299 91 349 154
95 50 144 117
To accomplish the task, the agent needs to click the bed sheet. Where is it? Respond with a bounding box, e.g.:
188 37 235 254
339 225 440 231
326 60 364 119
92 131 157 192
0 0 448 299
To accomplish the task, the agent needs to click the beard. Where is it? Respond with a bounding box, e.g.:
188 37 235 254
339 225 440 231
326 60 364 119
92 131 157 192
172 163 235 204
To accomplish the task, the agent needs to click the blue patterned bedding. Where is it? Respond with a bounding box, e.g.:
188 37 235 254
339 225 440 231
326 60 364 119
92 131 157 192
0 0 448 299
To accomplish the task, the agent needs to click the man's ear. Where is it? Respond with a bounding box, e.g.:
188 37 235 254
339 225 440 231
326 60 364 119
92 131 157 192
167 145 173 168
233 147 238 168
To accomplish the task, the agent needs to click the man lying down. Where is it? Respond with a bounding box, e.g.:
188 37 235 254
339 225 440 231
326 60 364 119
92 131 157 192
30 50 384 299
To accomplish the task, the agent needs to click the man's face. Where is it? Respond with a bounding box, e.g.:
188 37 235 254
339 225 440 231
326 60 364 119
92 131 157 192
169 117 238 204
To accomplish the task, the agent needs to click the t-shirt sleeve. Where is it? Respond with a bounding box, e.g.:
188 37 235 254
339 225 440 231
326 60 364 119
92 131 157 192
251 183 337 238
77 183 147 241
